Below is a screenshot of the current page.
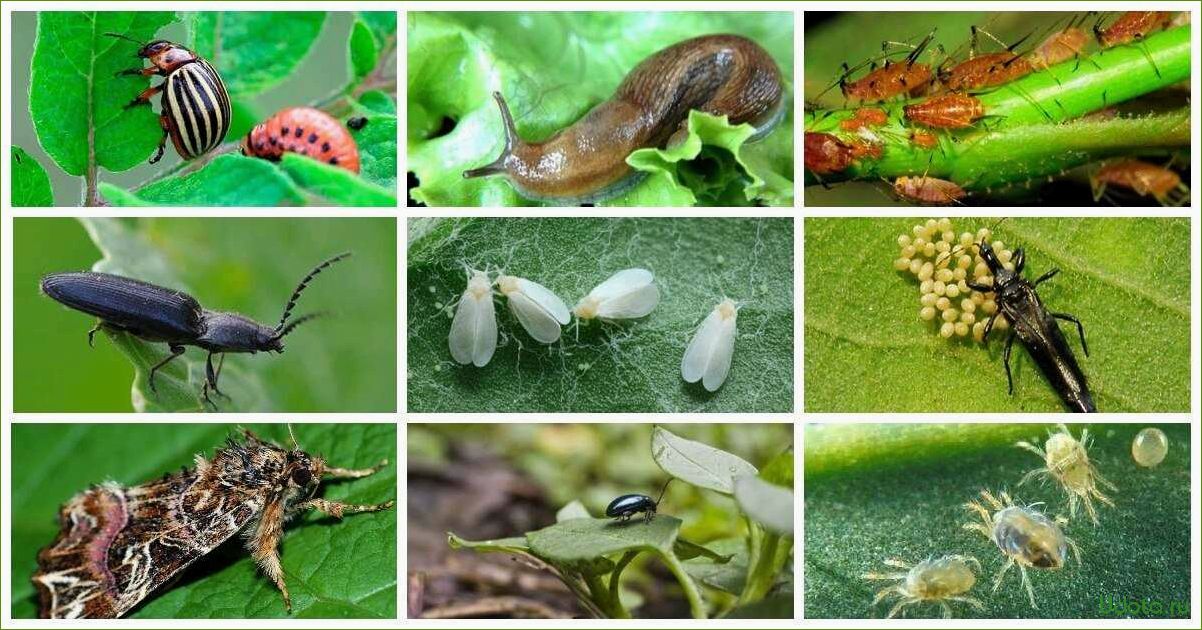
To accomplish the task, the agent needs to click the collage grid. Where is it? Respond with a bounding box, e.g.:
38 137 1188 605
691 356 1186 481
0 0 1199 627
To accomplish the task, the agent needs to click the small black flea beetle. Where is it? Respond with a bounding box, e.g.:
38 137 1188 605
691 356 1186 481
606 479 675 523
40 253 350 406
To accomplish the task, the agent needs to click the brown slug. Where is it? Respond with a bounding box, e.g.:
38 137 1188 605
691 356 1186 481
463 34 786 205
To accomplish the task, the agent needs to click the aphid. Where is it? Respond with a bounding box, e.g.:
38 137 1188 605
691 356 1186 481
1028 26 1090 69
903 94 985 129
606 479 674 524
573 268 660 321
910 130 939 149
1131 427 1169 468
33 428 393 618
107 33 231 164
804 132 854 175
1016 423 1116 524
893 176 966 205
41 253 349 405
963 489 1080 608
1094 11 1176 48
839 33 937 102
968 238 1093 412
848 138 884 161
448 269 497 367
1091 159 1187 205
496 274 570 344
242 107 361 173
681 298 738 392
863 555 984 618
938 26 1035 91
839 107 889 131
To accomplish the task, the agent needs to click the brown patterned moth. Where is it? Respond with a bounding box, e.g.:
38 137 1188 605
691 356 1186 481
32 428 394 619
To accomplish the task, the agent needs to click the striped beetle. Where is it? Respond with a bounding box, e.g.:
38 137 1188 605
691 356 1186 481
108 33 231 164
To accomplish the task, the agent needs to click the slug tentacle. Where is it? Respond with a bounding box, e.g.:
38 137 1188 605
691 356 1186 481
462 34 784 205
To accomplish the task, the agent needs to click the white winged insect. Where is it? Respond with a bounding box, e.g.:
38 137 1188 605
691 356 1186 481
681 298 738 392
573 268 660 321
497 274 571 343
448 269 497 367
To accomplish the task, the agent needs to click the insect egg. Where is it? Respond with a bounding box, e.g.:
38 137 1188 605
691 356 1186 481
920 293 937 307
920 306 937 321
954 322 969 336
1131 427 1169 467
894 257 912 271
940 322 954 337
945 283 960 298
921 279 934 293
909 259 923 275
942 308 959 323
898 234 913 248
681 298 738 392
497 274 571 344
936 297 950 311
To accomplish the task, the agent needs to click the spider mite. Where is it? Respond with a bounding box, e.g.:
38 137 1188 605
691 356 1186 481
1091 159 1188 206
1017 423 1117 525
837 32 938 103
839 107 889 131
1094 11 1176 48
864 555 985 618
938 26 1035 92
893 175 966 205
904 94 985 129
805 132 855 175
32 428 394 618
963 489 1081 609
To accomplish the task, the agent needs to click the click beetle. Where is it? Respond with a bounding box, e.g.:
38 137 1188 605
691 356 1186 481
968 240 1094 412
40 253 351 405
606 479 675 523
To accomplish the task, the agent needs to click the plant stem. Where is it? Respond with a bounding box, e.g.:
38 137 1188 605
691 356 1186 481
738 529 792 606
657 549 707 619
606 551 638 619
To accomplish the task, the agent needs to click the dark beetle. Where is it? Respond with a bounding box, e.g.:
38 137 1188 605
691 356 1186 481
606 479 674 523
968 241 1094 412
40 253 350 405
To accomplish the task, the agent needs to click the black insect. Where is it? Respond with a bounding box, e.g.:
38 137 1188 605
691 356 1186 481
40 252 351 405
606 479 674 523
969 241 1094 412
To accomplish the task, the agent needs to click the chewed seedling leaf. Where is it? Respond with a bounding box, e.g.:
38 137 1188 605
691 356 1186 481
652 426 758 494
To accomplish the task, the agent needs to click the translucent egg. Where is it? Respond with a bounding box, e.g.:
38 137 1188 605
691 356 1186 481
1131 428 1169 467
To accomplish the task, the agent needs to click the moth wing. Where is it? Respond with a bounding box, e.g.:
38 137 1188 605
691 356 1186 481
596 282 660 319
588 268 654 302
449 289 497 366
701 311 736 392
508 291 563 343
517 278 571 324
681 307 736 391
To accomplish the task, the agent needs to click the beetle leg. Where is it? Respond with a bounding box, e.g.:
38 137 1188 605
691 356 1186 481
87 320 104 348
1033 266 1059 286
147 344 186 394
204 352 229 398
116 66 163 78
1002 331 1016 394
1052 312 1089 356
125 84 161 110
645 509 655 523
147 114 172 164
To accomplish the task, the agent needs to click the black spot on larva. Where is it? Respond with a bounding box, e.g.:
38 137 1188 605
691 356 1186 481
321 142 331 152
269 136 279 145
329 157 339 165
308 133 318 144
281 126 290 135
294 127 304 138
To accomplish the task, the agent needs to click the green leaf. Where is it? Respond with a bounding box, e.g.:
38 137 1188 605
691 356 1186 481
733 475 793 535
527 516 681 564
684 537 748 595
11 146 54 206
652 426 758 494
29 11 176 176
804 218 1191 412
279 154 397 206
406 217 794 412
227 98 261 143
10 423 396 619
35 216 397 413
557 500 593 522
357 11 397 45
348 19 378 82
407 11 793 207
354 114 398 189
447 533 530 554
674 538 733 563
100 154 303 206
190 12 326 97
759 449 794 487
355 90 397 115
804 423 1191 619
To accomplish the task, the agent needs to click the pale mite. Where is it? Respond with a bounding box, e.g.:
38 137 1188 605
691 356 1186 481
963 489 1081 608
1016 423 1116 525
448 269 498 367
573 268 660 321
863 555 984 619
1131 427 1169 467
681 298 738 392
497 274 571 343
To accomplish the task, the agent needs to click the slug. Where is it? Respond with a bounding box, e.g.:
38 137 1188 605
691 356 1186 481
463 34 785 205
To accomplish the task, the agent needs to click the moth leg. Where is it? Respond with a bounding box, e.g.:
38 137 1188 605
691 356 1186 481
1052 311 1089 356
1002 330 1016 395
147 344 186 394
296 497 395 519
247 499 294 611
87 319 104 348
325 459 390 479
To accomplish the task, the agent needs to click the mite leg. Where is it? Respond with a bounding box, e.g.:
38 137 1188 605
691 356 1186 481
1052 312 1089 356
125 84 162 110
1002 331 1016 394
1033 266 1060 286
296 497 395 519
325 459 390 479
147 344 186 394
150 114 171 164
87 319 104 348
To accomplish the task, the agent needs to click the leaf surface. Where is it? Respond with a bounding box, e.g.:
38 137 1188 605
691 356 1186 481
190 12 327 97
11 146 54 206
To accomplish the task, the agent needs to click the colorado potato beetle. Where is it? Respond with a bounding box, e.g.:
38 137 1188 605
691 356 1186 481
109 33 231 164
242 107 361 174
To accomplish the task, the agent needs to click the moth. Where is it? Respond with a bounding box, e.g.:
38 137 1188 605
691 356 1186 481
32 428 394 618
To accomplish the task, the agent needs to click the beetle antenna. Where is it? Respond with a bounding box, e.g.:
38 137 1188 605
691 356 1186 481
275 311 329 341
104 32 143 44
275 252 352 334
655 478 676 506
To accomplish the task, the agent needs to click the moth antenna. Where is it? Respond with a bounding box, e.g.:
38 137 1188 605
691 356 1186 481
275 252 352 334
287 423 301 451
275 311 329 341
463 92 518 179
655 478 676 507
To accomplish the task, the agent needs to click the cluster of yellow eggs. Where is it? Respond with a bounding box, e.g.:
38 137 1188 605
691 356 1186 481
892 219 1018 342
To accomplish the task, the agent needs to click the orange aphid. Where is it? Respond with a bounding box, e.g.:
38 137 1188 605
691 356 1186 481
840 107 889 131
849 138 883 160
893 176 966 205
1091 160 1184 203
940 51 1034 91
804 132 854 175
903 94 985 129
1095 11 1176 48
910 131 939 149
1028 27 1090 68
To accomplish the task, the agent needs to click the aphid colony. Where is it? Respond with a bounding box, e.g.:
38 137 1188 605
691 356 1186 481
864 424 1169 618
448 268 739 392
892 218 1014 342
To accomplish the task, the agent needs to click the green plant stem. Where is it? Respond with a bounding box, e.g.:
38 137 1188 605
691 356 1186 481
657 549 708 619
583 573 623 618
606 551 638 619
